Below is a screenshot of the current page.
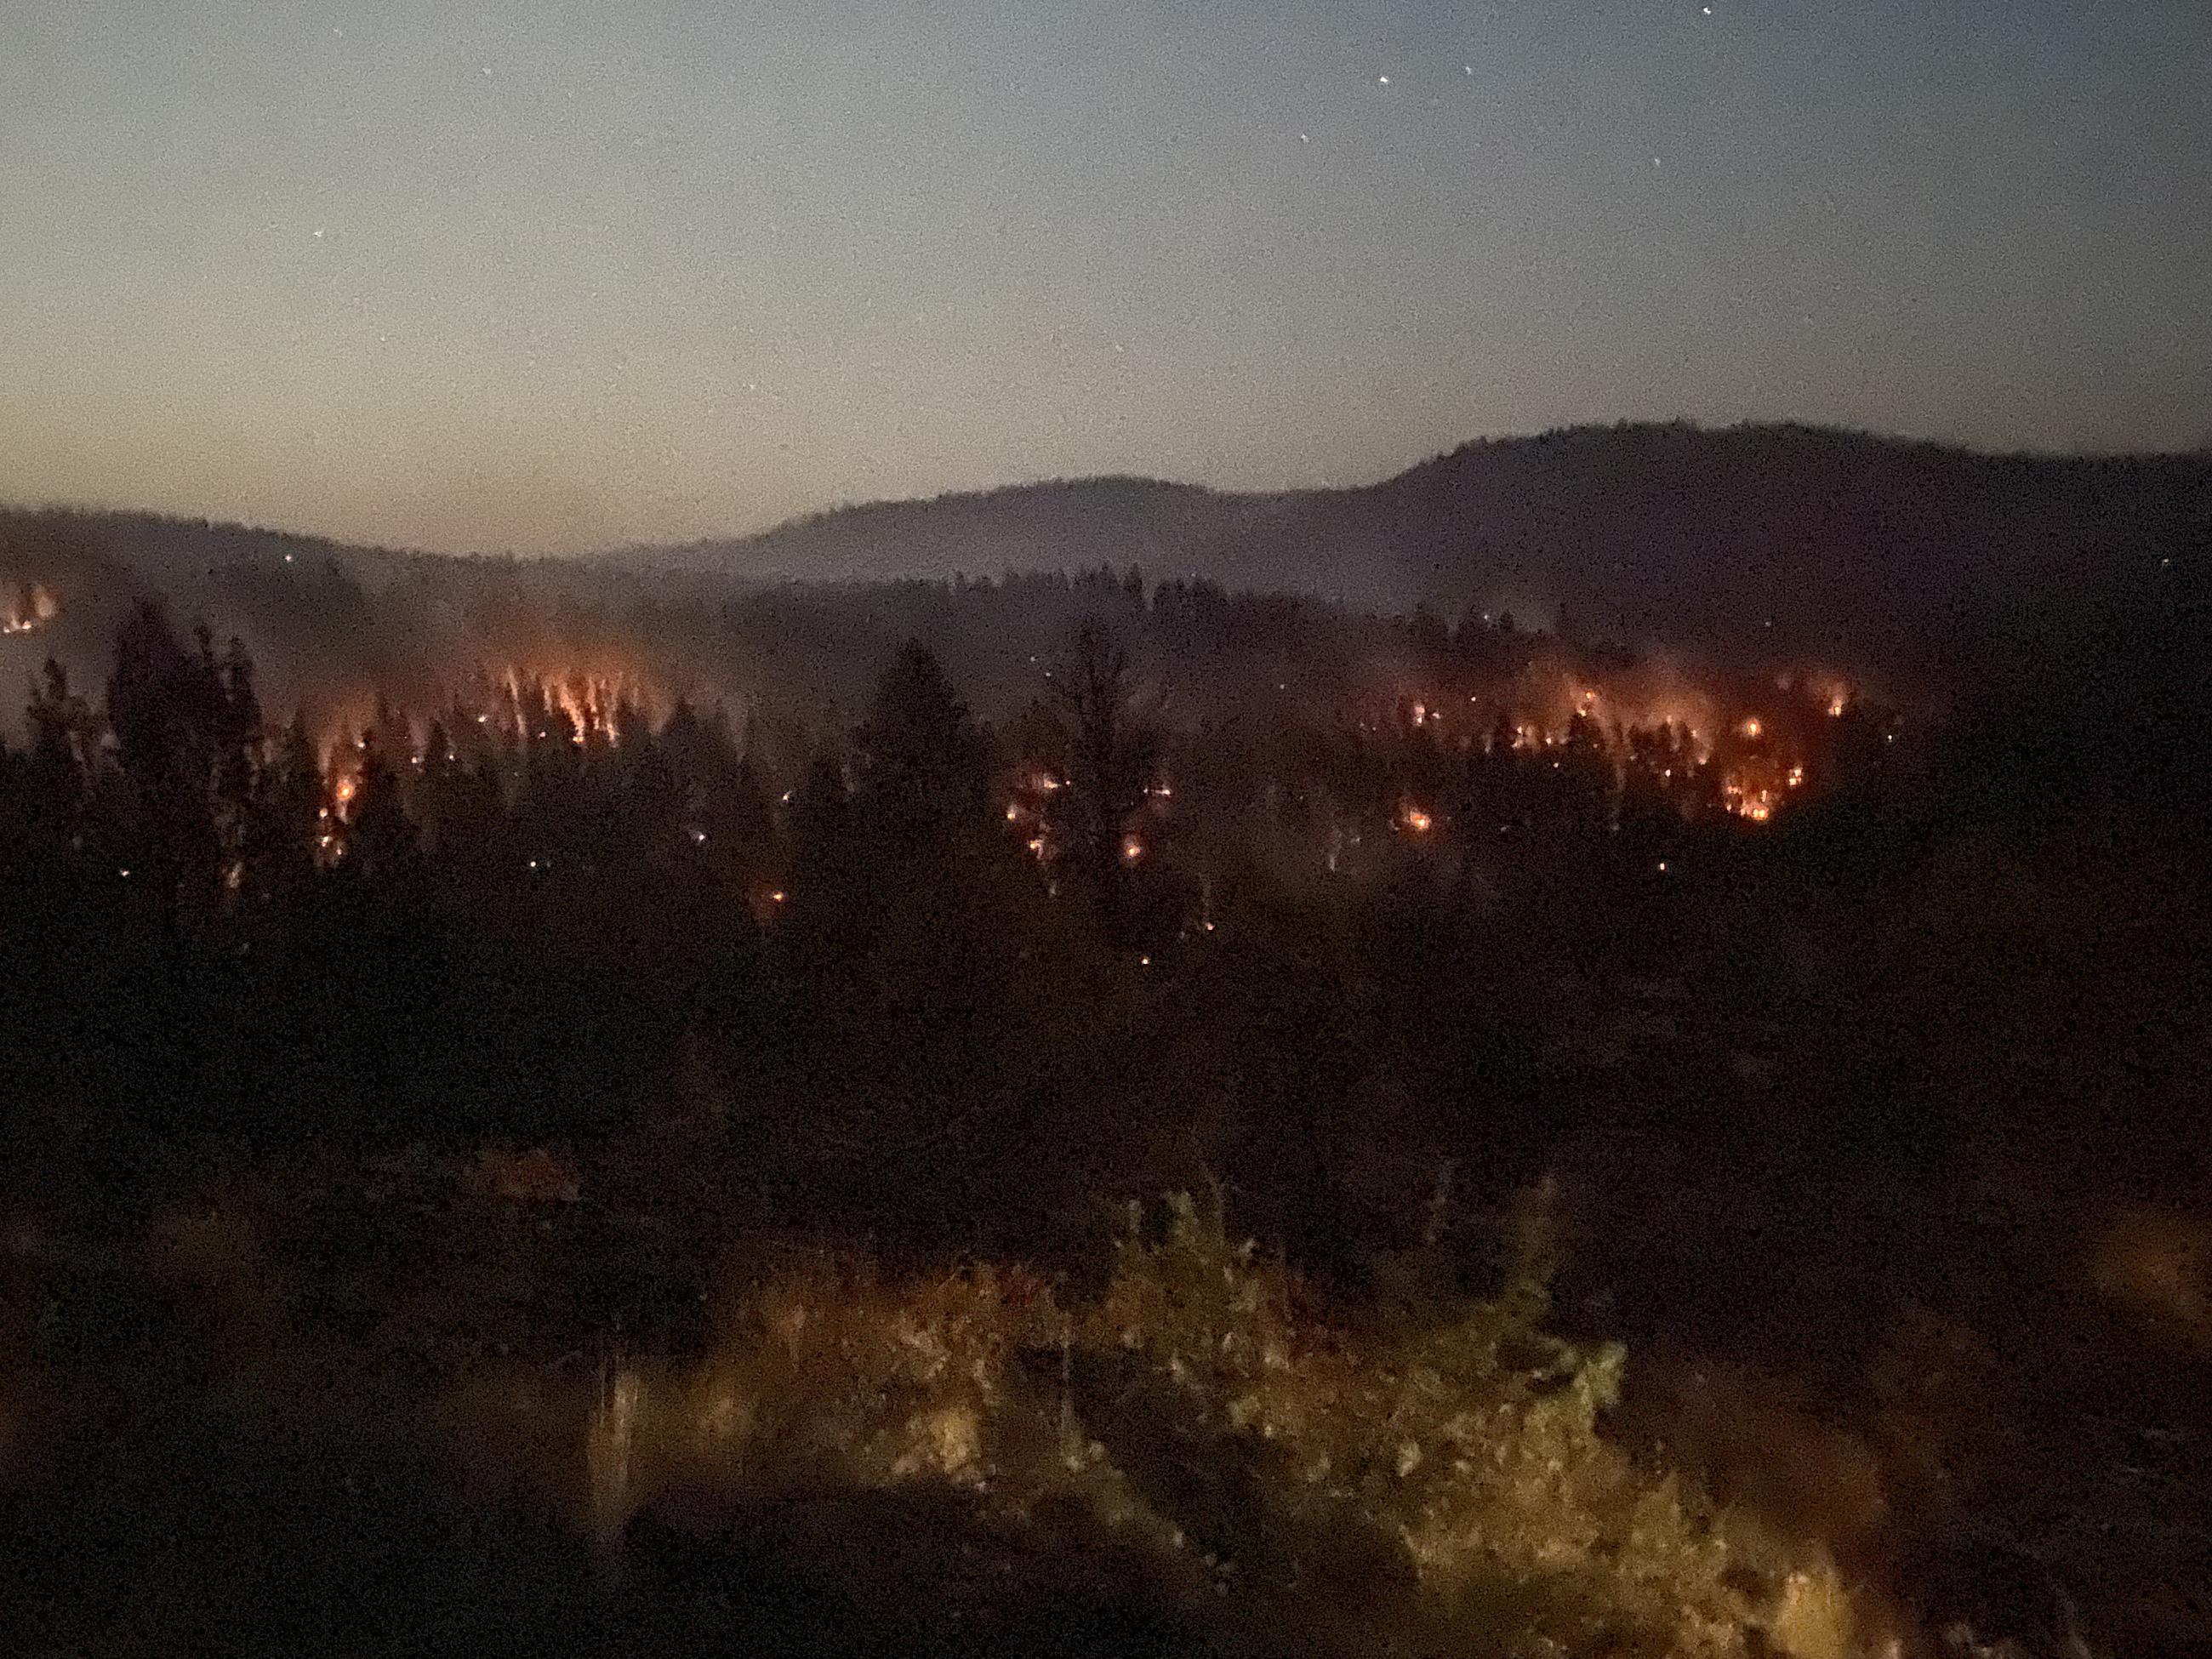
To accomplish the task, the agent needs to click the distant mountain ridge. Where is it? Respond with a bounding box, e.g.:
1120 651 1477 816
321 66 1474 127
616 476 1319 597
612 422 2209 676
9 423 2208 686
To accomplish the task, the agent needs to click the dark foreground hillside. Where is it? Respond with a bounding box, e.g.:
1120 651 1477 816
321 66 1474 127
2 1177 1884 1659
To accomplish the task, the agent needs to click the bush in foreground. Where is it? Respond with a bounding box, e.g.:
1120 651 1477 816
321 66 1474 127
457 1193 1889 1658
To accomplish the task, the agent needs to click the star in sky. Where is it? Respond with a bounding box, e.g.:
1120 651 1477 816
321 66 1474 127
0 0 2203 550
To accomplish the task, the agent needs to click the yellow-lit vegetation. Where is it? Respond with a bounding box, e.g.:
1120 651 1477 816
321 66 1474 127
448 1193 1886 1657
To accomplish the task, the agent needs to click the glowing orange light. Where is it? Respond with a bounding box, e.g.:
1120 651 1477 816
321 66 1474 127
1006 804 1020 821
1739 717 1764 740
1027 836 1046 857
3 584 60 635
1721 772 1781 824
1401 807 1434 834
769 889 786 904
1121 835 1144 864
1827 694 1848 718
334 775 358 806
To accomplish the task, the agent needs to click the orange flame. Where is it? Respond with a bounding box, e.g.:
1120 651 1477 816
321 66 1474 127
2 583 60 636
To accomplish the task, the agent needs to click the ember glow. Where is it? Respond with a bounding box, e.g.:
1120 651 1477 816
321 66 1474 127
492 667 657 750
3 583 59 636
1722 779 1777 824
1369 658 1881 835
308 665 687 780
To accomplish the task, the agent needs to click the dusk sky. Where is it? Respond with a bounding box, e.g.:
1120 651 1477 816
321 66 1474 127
3 0 2207 553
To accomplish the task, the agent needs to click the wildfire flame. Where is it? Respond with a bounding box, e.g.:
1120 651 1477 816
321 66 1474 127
1371 660 1876 832
310 663 677 772
3 584 60 636
1721 772 1781 824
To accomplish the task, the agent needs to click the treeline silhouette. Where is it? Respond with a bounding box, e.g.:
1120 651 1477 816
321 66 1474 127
0 543 2200 1263
0 598 1918 1246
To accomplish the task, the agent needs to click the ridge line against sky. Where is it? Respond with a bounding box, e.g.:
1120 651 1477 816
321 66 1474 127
10 416 2206 572
3 0 2209 556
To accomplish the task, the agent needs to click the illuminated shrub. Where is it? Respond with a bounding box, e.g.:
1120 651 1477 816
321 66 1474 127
527 1194 1887 1657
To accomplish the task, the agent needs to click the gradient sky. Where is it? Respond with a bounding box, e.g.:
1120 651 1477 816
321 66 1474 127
3 1 2207 552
